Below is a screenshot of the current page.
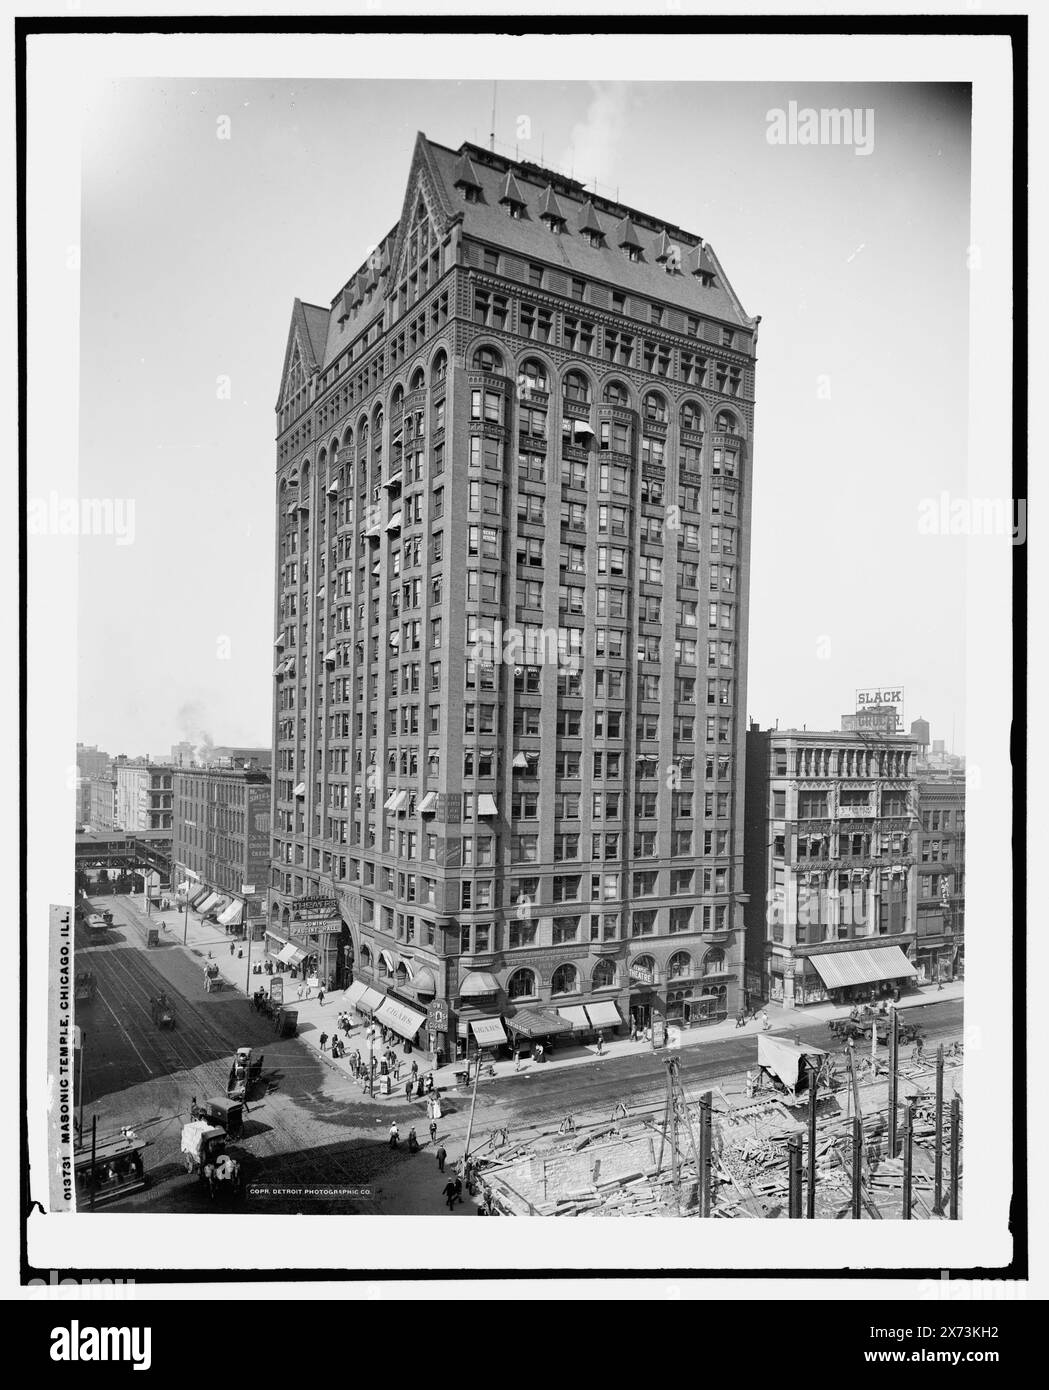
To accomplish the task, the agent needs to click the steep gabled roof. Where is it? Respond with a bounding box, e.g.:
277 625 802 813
499 169 527 207
537 184 566 223
274 298 326 409
576 197 604 236
452 150 482 190
652 228 675 263
615 215 644 249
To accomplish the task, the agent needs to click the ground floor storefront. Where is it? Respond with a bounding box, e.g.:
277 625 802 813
770 940 920 1009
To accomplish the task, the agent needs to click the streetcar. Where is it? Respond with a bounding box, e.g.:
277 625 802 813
74 1135 149 1207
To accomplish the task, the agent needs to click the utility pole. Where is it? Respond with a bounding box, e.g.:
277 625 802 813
949 1096 960 1219
887 1009 899 1157
89 1115 97 1212
934 1044 945 1214
698 1091 712 1218
788 1133 803 1218
806 1057 819 1218
851 1115 863 1220
901 1101 914 1219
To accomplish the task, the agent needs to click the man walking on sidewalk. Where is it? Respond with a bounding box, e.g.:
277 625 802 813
319 1032 328 1054
442 1177 457 1209
435 1143 447 1172
429 1119 438 1146
405 1079 413 1103
318 986 325 1007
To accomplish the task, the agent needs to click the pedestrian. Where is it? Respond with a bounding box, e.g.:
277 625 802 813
305 982 313 1000
761 1010 770 1031
389 1122 399 1149
229 942 235 956
407 1127 420 1154
442 1177 457 1209
736 1011 746 1029
394 1060 402 1082
405 1079 413 1103
318 987 325 1006
513 1050 521 1072
411 1059 419 1079
429 1119 438 1145
297 983 304 1000
435 1143 447 1172
319 1031 328 1053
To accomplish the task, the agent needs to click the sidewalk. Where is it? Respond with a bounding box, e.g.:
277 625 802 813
145 902 962 1094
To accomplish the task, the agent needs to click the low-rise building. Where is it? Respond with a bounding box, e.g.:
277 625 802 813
914 769 965 982
173 765 272 938
743 722 921 1008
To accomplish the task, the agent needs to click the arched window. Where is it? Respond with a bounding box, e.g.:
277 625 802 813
395 962 409 985
667 951 693 981
680 402 703 432
702 948 726 975
562 370 592 404
519 357 548 394
472 344 502 373
432 349 448 385
377 953 389 979
507 968 537 1000
715 409 739 435
551 963 579 996
410 366 426 392
390 384 404 413
359 944 372 970
603 379 629 406
592 958 616 990
642 391 668 424
632 953 656 982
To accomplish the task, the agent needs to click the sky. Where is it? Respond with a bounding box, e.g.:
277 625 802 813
76 79 971 758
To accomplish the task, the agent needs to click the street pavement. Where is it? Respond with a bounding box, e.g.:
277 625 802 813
76 892 964 1217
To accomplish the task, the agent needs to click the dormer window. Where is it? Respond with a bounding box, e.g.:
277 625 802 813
586 231 604 249
499 170 527 220
505 202 523 219
541 213 565 233
463 185 480 203
622 245 641 262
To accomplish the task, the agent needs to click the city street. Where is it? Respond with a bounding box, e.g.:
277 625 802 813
75 893 964 1217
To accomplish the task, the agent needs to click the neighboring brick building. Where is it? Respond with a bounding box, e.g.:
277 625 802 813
914 770 965 982
115 761 174 832
743 724 921 1008
89 774 118 831
271 133 759 1057
172 765 272 938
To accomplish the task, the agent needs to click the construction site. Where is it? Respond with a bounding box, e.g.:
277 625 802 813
472 1021 963 1220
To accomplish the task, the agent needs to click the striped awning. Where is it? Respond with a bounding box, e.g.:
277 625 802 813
507 1007 573 1038
217 899 243 927
586 1000 622 1027
460 972 499 998
808 946 916 990
196 892 220 915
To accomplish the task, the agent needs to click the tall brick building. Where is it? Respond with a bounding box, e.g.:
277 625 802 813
271 134 758 1059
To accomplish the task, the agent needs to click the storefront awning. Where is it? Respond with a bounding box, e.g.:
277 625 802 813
345 980 368 1010
197 892 220 915
557 1006 590 1030
359 987 385 1012
808 945 916 990
375 995 427 1041
471 1018 507 1046
277 943 307 966
586 1000 622 1027
217 899 243 927
507 1007 574 1038
460 971 499 998
187 887 208 909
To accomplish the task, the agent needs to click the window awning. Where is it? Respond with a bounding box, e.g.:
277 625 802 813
412 967 437 995
217 899 243 927
558 1006 590 1030
287 502 299 515
273 631 286 648
345 980 368 1010
808 945 917 990
293 783 306 797
460 971 500 999
379 949 396 971
375 995 427 1041
418 792 439 814
327 477 340 495
586 1000 622 1027
196 892 220 915
572 420 596 442
383 790 406 811
277 943 307 966
385 513 402 533
507 1007 574 1038
477 793 499 816
471 1017 507 1046
325 649 337 663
